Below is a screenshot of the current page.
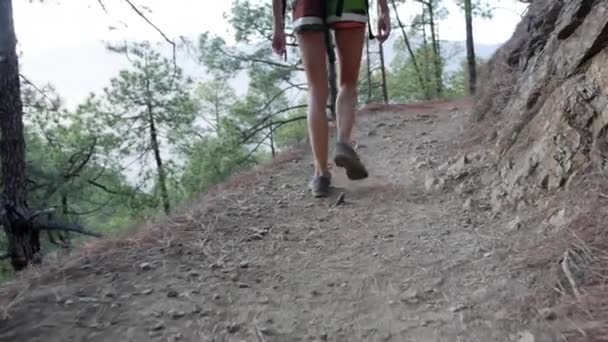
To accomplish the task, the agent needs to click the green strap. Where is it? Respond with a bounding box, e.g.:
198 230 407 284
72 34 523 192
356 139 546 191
336 0 345 17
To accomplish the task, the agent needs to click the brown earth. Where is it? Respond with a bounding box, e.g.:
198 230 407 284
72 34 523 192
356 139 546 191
1 99 589 342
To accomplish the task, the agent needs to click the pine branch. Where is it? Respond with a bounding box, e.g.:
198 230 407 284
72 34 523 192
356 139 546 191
34 218 102 238
240 105 309 144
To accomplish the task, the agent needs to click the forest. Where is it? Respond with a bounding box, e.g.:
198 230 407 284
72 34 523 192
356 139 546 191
0 0 506 277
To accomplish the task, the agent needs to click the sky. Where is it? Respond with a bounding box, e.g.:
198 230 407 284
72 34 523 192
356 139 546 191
14 0 528 51
12 0 529 108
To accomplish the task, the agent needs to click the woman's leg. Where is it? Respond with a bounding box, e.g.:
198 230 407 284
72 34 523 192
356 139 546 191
330 25 368 180
296 31 330 178
334 26 366 144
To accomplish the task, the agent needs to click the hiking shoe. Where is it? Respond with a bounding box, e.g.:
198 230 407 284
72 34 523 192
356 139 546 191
309 175 331 198
333 142 368 180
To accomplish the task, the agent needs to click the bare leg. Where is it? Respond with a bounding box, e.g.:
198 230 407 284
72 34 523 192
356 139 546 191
334 27 366 144
296 31 330 177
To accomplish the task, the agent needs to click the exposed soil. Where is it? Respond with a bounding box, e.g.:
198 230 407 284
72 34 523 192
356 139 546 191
0 100 574 341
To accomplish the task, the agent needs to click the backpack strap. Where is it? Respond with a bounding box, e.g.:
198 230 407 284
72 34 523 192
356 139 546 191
282 0 287 20
365 0 375 39
336 0 345 17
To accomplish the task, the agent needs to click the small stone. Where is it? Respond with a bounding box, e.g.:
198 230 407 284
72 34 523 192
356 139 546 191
151 321 165 331
64 299 74 305
260 327 278 336
450 304 468 312
538 307 557 321
425 177 438 192
140 262 153 271
517 331 535 342
167 290 179 298
104 291 116 298
238 283 249 288
142 288 153 295
168 333 184 342
259 296 270 304
311 289 321 296
226 323 241 334
462 198 473 211
400 289 419 303
210 263 222 270
230 273 239 281
239 261 249 269
213 293 221 300
187 270 200 277
507 217 522 231
77 297 98 303
169 310 186 319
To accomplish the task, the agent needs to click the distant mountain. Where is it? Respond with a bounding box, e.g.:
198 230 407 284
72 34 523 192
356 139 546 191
19 36 503 110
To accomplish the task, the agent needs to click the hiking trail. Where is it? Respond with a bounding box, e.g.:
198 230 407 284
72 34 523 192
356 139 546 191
0 100 562 341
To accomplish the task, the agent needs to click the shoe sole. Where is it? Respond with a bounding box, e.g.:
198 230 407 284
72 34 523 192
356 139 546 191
334 155 368 180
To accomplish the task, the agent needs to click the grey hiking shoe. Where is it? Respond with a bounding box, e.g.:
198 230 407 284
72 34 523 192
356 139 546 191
333 142 368 180
309 175 331 198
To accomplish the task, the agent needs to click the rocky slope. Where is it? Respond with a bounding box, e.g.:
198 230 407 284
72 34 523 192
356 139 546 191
473 0 608 339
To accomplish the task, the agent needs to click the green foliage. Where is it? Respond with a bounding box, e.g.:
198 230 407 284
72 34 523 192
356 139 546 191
180 129 253 199
388 41 443 102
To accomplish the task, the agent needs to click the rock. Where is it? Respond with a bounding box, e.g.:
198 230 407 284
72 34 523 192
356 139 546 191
213 293 221 300
260 326 278 336
141 288 153 295
507 217 522 231
415 161 427 169
139 262 153 271
462 198 474 211
239 261 249 269
63 299 74 305
425 177 438 192
226 323 241 334
168 333 184 342
167 290 179 298
449 304 468 312
151 321 165 331
538 307 557 321
168 310 186 319
448 154 470 179
238 283 249 288
517 331 535 342
187 270 200 277
400 289 419 303
548 208 567 227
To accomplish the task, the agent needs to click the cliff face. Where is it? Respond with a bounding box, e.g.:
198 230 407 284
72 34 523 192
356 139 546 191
474 1 608 338
476 0 608 195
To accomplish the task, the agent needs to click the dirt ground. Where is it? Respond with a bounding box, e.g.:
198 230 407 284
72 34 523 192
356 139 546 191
0 100 569 341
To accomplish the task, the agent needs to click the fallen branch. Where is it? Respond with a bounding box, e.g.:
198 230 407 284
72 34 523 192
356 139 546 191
562 249 582 301
35 219 102 238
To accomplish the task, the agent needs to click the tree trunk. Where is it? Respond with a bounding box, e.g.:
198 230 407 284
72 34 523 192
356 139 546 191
420 6 431 94
391 0 429 100
325 29 337 120
464 0 477 95
0 0 39 271
426 1 443 97
365 34 372 103
378 41 389 104
147 111 170 215
269 122 276 158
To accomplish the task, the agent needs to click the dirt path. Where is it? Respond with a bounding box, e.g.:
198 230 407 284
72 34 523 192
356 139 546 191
0 101 561 342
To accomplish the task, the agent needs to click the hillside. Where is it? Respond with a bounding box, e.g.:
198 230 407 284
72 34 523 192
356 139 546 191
0 99 564 341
